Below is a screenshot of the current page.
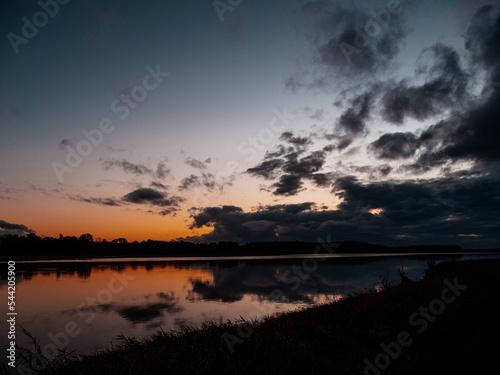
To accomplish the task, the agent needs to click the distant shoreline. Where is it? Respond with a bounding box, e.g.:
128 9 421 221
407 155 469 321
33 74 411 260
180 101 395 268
1 235 499 262
2 251 500 263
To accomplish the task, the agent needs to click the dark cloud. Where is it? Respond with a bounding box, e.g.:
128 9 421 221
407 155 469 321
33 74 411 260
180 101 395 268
246 159 284 179
281 151 328 178
247 143 332 196
367 115 460 172
464 5 500 69
58 139 73 150
336 91 374 135
264 145 290 159
155 162 170 179
288 0 410 90
190 205 243 230
311 173 333 187
401 7 500 168
182 202 340 244
323 145 336 153
377 164 392 176
178 174 200 191
182 174 500 248
279 131 312 146
380 43 469 124
293 11 499 181
157 208 178 216
370 132 420 159
373 76 500 171
337 138 352 151
177 173 231 192
123 188 184 207
332 176 500 243
105 159 151 175
150 181 168 190
184 157 208 170
286 8 500 184
102 159 170 179
198 174 218 191
346 164 393 179
0 219 34 236
234 3 500 248
179 157 233 193
442 89 500 163
272 174 304 196
260 202 315 214
69 190 181 216
401 150 449 175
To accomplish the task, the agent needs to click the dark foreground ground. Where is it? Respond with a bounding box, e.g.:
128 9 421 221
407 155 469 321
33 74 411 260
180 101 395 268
16 259 500 375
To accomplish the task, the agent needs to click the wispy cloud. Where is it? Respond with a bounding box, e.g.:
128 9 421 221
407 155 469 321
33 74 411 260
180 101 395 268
69 194 121 206
102 159 171 179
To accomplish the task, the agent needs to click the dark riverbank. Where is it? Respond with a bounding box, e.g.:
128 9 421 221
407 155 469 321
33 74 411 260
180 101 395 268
18 258 500 375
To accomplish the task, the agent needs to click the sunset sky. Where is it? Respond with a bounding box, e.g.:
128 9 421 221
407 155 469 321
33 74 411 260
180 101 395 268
1 0 499 248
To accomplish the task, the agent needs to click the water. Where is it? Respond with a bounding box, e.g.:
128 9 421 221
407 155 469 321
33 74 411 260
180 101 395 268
1 253 498 359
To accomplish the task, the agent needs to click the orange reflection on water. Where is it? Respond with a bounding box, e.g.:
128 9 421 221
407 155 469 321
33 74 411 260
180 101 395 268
5 263 216 355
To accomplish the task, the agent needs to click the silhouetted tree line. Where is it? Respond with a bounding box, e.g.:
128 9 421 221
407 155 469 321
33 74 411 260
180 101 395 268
0 233 493 258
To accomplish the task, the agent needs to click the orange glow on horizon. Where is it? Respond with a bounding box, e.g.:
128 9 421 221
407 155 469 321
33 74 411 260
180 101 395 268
1 193 214 242
1 179 340 242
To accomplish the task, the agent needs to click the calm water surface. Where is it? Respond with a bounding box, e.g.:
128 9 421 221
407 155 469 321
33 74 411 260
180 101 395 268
1 253 498 358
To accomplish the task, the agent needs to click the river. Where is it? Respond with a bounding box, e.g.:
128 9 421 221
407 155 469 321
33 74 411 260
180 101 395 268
1 253 498 360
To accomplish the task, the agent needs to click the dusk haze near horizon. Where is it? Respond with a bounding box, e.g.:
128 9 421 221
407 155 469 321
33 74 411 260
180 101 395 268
1 0 500 249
